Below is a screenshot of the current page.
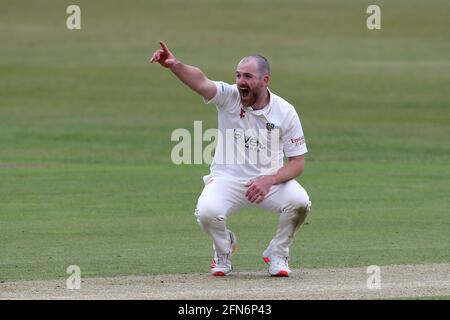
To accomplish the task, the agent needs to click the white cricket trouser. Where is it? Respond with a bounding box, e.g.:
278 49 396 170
194 174 311 258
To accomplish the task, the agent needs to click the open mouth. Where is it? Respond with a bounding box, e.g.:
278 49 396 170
239 87 250 99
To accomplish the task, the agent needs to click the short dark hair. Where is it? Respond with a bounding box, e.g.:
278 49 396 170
240 55 270 77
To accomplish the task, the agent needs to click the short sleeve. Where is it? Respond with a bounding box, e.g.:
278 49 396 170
282 110 308 157
203 81 238 112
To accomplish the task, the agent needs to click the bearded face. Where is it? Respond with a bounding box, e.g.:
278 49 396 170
236 60 269 108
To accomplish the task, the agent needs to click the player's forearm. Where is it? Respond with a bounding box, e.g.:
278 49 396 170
169 61 211 97
269 156 305 186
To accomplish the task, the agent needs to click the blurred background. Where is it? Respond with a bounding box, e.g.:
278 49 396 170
1 0 449 281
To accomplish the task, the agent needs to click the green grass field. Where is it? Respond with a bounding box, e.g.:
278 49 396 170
1 0 449 282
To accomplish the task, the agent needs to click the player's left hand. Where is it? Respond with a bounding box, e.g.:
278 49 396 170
245 176 275 204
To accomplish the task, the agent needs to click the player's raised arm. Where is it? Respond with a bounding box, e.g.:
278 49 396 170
150 41 217 101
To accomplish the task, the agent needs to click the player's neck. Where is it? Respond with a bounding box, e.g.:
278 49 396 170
252 89 270 110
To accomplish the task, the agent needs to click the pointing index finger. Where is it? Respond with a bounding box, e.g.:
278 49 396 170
159 41 170 53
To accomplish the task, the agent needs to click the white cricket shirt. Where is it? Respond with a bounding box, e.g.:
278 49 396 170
204 81 307 180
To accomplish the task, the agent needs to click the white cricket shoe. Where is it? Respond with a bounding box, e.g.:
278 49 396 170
211 252 232 276
268 255 291 277
210 231 237 276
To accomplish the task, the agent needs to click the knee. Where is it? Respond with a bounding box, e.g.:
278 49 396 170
295 200 311 217
195 199 226 225
282 197 311 230
283 193 311 216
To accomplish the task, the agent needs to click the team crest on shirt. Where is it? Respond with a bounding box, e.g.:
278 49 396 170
266 122 275 131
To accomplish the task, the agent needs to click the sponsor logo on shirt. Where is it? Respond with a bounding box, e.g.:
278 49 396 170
290 136 305 146
234 129 266 151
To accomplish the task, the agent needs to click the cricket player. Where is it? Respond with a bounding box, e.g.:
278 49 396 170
150 41 311 277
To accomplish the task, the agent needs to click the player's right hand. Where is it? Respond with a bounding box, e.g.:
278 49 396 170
149 41 178 68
